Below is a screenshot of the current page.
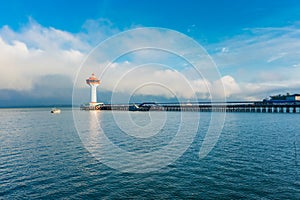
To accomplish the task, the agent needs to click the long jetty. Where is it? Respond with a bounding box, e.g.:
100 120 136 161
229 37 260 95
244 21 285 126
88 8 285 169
87 101 300 113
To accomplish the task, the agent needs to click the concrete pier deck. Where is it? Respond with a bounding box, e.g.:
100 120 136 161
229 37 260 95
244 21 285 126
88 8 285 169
81 101 300 113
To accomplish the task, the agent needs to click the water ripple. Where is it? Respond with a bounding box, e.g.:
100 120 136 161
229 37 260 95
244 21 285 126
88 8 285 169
0 109 299 199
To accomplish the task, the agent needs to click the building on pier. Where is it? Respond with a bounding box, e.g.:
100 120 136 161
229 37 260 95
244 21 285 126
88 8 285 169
269 93 300 101
262 93 300 105
285 94 300 101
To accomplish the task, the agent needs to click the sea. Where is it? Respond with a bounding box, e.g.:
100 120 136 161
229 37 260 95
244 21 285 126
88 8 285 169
0 108 299 199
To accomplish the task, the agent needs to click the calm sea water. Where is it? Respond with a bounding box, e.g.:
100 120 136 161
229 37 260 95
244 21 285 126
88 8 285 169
0 108 299 199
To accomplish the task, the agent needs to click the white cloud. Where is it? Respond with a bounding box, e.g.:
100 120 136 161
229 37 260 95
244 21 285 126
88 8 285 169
213 24 300 69
213 75 240 98
266 52 287 63
2 20 226 102
99 63 208 99
93 61 239 100
2 18 300 103
209 23 300 99
0 20 86 91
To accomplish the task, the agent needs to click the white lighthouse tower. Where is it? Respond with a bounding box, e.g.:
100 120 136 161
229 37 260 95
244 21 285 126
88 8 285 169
86 73 100 106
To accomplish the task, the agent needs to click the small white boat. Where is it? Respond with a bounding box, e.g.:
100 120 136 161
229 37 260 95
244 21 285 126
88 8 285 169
51 108 61 114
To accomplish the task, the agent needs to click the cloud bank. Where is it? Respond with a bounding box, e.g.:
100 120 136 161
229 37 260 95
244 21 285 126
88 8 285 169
1 18 300 106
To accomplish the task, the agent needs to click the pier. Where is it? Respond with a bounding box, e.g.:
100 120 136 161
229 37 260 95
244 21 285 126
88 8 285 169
81 74 300 113
81 101 300 113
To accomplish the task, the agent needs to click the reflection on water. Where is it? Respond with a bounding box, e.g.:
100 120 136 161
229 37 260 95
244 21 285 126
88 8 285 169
76 110 200 173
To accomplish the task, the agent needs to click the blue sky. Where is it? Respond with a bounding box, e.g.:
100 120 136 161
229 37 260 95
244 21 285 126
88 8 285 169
2 0 299 41
0 0 300 106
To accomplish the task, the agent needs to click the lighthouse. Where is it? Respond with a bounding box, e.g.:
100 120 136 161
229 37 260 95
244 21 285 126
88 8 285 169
86 73 100 106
